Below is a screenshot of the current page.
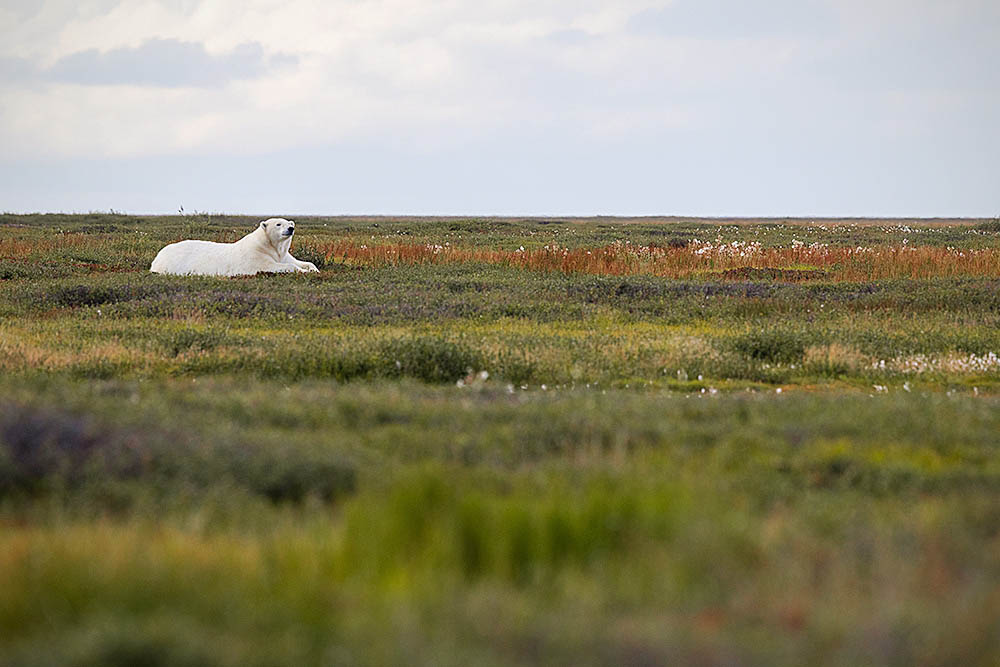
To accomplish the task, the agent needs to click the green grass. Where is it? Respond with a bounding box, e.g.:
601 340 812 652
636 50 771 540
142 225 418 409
1 214 999 665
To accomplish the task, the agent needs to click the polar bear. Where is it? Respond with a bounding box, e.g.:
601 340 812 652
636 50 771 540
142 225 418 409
150 218 319 276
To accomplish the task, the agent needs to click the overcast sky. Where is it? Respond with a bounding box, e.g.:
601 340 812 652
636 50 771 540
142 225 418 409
0 0 997 216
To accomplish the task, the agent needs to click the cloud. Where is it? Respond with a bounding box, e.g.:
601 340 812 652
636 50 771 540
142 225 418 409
627 0 837 38
0 57 35 83
0 0 997 216
815 39 999 92
810 1 1000 92
544 29 597 46
42 38 296 88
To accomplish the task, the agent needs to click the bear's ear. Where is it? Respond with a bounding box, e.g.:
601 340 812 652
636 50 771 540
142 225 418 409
261 222 267 229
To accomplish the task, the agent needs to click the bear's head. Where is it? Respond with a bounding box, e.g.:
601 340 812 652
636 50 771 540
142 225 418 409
259 218 296 247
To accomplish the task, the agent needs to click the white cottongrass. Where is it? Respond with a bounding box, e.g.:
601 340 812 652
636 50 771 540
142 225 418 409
874 352 1000 375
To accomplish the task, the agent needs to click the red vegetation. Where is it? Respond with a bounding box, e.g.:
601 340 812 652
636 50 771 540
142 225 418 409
302 239 1000 281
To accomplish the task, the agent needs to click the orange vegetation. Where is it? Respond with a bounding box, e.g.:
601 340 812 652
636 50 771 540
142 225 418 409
303 239 1000 281
0 234 95 259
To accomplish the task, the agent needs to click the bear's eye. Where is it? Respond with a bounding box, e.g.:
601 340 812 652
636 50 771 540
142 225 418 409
277 223 282 227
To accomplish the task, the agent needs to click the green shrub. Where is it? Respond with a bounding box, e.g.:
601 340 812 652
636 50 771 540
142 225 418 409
730 329 810 363
289 244 328 270
973 218 1000 232
0 400 357 507
377 337 484 383
248 453 357 503
159 328 228 356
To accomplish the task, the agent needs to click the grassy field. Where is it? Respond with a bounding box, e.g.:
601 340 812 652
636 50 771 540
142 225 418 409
1 213 998 666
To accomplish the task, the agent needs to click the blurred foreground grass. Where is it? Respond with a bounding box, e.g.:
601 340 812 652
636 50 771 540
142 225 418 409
1 215 998 665
3 379 999 666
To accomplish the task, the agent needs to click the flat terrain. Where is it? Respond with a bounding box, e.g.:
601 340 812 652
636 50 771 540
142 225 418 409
1 214 999 666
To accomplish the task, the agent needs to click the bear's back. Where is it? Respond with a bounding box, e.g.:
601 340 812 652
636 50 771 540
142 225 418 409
151 239 236 275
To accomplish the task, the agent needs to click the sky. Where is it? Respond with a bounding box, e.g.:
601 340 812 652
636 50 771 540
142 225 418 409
0 0 997 216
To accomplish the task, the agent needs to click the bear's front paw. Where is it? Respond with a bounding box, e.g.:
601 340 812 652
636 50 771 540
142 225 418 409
301 262 319 272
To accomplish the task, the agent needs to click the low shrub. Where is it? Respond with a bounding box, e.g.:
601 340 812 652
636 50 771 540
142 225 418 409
243 450 357 503
288 244 328 270
0 400 357 506
377 337 485 383
730 329 811 363
0 403 106 495
974 218 1000 232
158 327 229 357
51 284 136 308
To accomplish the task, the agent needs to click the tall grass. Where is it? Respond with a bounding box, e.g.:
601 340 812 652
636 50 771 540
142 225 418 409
302 239 1000 281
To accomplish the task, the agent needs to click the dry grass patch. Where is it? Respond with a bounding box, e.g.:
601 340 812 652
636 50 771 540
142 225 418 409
803 344 870 376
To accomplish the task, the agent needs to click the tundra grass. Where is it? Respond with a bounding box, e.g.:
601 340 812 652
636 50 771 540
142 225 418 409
1 215 999 666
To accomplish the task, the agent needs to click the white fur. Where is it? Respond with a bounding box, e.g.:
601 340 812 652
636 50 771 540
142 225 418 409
150 218 319 276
